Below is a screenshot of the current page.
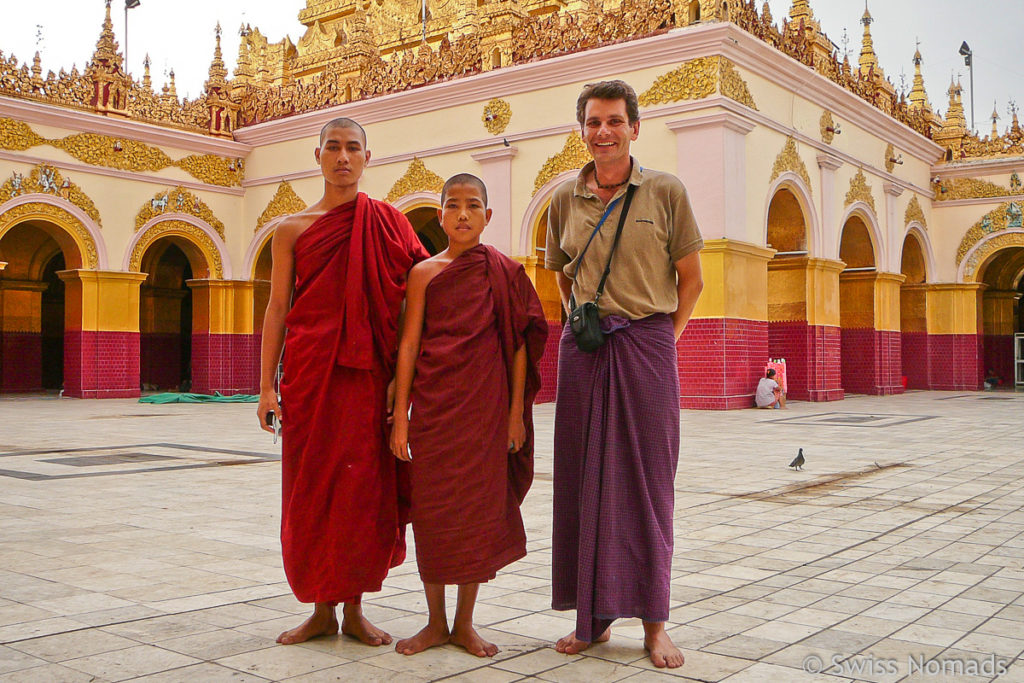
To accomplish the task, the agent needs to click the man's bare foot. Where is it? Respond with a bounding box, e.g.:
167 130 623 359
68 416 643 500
554 628 610 655
276 609 339 645
341 610 392 646
644 629 684 669
395 622 450 655
450 624 498 657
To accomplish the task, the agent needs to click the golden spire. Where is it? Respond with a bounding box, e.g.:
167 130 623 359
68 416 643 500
858 1 879 78
91 0 123 69
142 54 152 90
761 1 773 26
789 0 811 23
908 40 931 114
205 22 228 92
167 69 178 100
235 24 253 82
991 101 1000 138
945 77 967 129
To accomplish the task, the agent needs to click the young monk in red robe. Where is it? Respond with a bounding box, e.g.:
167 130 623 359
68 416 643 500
257 118 429 646
389 174 547 657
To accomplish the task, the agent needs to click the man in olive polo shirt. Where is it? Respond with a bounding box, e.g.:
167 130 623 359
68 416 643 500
545 80 704 670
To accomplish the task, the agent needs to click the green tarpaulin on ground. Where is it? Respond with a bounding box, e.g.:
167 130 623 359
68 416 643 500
139 392 258 404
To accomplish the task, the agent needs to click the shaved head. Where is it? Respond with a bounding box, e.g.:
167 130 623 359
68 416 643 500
441 173 488 207
319 117 366 147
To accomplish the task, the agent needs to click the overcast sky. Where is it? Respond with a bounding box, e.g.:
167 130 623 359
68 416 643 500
2 1 1022 135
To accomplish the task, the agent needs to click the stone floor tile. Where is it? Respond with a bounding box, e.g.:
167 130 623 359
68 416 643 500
102 613 221 642
131 662 270 682
157 628 271 660
494 647 575 675
283 660 430 682
0 663 107 682
216 645 347 680
534 655 641 682
701 635 786 661
63 644 199 681
7 629 136 663
890 623 965 647
0 647 44 676
719 661 846 681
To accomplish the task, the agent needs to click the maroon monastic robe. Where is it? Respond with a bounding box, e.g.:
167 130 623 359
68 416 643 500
408 244 547 585
280 193 428 604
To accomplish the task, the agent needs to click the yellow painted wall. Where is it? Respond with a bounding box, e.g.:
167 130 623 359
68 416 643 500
691 239 773 320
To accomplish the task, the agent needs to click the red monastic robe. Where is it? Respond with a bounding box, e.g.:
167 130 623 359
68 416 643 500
280 193 429 604
408 244 548 585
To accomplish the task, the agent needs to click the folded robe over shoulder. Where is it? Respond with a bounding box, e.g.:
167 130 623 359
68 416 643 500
280 193 428 604
408 244 548 585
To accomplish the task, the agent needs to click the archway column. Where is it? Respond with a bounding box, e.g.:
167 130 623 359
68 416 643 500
58 270 147 398
0 279 49 392
900 283 930 389
839 271 905 395
982 290 1020 386
678 239 773 409
187 279 257 395
472 146 517 253
767 257 845 402
925 283 984 391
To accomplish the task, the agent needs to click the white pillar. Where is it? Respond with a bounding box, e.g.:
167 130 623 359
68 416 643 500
471 145 518 254
816 154 842 259
883 182 904 273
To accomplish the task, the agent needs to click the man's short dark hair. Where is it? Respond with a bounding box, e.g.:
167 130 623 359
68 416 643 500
441 173 488 207
766 368 776 379
576 80 640 126
319 117 366 147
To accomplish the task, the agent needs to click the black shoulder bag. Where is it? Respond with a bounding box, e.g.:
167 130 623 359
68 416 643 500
568 183 637 352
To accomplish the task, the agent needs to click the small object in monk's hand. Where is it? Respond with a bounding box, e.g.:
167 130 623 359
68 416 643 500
789 448 805 471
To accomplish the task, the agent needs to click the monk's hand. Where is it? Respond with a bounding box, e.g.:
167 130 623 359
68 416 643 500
257 389 281 434
390 417 411 461
508 412 526 452
385 377 397 425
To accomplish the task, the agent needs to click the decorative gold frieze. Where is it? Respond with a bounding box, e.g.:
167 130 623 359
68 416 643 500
639 57 757 111
884 143 897 173
385 158 444 204
0 118 244 187
135 187 225 238
845 170 876 212
935 177 1012 202
0 201 99 268
1011 172 1022 194
769 137 811 189
533 133 591 195
956 201 1023 266
820 111 836 144
905 195 926 228
0 164 102 226
256 181 307 232
482 99 512 135
963 231 1024 281
129 219 223 279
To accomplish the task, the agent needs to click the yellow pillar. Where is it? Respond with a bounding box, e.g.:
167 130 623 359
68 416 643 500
693 239 775 320
874 272 906 332
0 279 48 392
925 283 984 391
187 279 258 395
982 290 1020 336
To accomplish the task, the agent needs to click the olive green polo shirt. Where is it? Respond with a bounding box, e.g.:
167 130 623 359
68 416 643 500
544 159 704 320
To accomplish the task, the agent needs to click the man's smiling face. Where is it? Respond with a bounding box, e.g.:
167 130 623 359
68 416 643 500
581 97 639 166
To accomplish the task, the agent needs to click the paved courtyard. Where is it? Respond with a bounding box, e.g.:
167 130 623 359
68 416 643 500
1 390 1024 682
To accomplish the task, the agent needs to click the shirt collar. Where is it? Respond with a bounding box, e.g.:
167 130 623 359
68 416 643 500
572 156 644 199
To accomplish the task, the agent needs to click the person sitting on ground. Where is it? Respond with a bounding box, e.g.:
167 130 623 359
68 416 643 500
984 368 1002 389
755 368 786 409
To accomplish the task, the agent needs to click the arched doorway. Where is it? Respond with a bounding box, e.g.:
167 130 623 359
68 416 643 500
838 214 885 394
899 232 928 389
405 206 447 256
533 206 565 324
0 219 83 393
765 187 811 399
253 234 273 346
138 239 204 392
977 246 1024 389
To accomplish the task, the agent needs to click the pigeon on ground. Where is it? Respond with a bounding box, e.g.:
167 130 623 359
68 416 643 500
789 448 805 470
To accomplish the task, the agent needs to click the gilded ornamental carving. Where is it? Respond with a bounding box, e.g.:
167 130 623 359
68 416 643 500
638 57 757 110
963 231 1024 281
845 170 876 212
905 195 926 229
956 201 1024 266
935 177 1012 202
256 182 307 232
385 158 444 204
135 187 226 238
0 164 102 226
482 99 512 135
769 137 811 190
533 133 591 195
820 111 836 144
129 219 223 278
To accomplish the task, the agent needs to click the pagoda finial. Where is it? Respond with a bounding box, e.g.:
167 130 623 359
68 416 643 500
205 22 229 92
91 0 122 70
168 68 178 100
858 1 879 78
789 0 811 22
142 53 152 90
234 23 253 82
991 100 1000 138
908 39 931 115
761 1 773 26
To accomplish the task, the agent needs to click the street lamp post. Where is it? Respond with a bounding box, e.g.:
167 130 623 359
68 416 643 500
959 41 975 134
125 0 141 72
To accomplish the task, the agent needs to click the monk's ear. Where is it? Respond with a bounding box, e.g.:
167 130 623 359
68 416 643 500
436 207 443 224
485 207 493 224
314 146 321 164
364 149 371 165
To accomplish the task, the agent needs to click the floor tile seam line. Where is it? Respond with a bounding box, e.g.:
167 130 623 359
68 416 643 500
0 589 294 646
0 444 170 458
1 459 277 482
432 645 549 681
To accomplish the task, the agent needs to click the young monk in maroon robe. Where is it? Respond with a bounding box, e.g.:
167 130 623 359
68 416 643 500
389 174 547 657
257 118 429 646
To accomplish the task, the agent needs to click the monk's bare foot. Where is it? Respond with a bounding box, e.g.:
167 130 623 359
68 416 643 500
276 610 339 645
395 622 450 655
645 629 684 669
450 624 498 657
341 611 392 646
554 628 610 655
